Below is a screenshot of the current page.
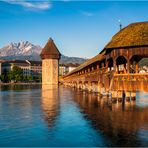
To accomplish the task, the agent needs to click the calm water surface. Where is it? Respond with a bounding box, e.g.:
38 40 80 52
0 84 147 147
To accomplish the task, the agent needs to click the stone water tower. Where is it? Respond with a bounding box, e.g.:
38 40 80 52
40 38 61 85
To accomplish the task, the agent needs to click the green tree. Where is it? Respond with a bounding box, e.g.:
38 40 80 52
0 74 5 82
27 75 33 81
9 66 23 82
0 75 1 80
12 66 23 76
1 74 5 82
23 75 28 81
8 71 14 81
1 69 9 82
38 75 42 82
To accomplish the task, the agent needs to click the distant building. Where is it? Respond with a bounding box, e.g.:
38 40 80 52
27 60 42 77
67 63 80 73
0 60 79 77
0 60 42 77
59 64 68 76
59 63 80 76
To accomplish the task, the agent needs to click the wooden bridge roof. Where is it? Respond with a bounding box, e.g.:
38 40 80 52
103 22 148 52
64 51 106 77
64 21 148 77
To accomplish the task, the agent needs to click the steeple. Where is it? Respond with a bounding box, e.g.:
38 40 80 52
40 38 61 59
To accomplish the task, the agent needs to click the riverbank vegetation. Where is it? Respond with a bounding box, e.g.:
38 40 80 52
0 66 41 83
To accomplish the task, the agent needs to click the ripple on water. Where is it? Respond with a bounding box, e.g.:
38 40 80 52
0 84 147 147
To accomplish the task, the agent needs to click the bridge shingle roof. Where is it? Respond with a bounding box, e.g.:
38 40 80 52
64 52 105 77
104 21 148 51
64 22 148 77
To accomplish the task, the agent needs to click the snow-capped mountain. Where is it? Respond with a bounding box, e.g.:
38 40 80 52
0 41 87 64
0 41 41 57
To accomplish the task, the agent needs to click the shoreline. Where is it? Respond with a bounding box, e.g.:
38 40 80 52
0 82 42 85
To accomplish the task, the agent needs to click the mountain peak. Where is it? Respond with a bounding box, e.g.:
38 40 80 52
0 41 87 64
0 41 42 57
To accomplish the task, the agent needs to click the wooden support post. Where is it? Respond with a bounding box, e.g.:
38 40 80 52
136 63 139 73
82 83 86 90
126 91 131 101
131 92 136 101
88 82 92 92
127 59 130 74
106 61 109 72
98 82 101 93
97 65 99 69
113 60 116 73
124 63 127 73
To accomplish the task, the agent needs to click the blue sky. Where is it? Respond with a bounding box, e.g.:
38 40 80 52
0 1 148 58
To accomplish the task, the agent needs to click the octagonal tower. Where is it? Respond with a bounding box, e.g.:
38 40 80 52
40 38 61 85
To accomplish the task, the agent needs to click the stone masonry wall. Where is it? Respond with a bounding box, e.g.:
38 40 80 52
42 59 59 85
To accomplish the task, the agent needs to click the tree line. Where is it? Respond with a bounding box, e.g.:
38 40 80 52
0 66 42 83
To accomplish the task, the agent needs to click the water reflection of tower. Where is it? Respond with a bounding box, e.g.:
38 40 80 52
41 85 60 128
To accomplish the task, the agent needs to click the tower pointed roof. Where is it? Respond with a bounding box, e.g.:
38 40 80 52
40 38 61 59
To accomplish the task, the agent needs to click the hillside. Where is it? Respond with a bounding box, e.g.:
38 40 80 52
0 41 87 64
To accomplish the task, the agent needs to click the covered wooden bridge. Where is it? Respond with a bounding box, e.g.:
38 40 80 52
61 22 148 99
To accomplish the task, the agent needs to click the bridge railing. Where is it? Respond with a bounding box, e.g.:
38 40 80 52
111 73 148 92
114 73 148 81
63 67 109 79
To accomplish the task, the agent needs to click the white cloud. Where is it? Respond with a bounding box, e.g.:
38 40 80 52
80 11 94 17
3 0 52 10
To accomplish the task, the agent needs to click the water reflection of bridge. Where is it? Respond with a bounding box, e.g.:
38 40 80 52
72 89 148 147
61 22 148 98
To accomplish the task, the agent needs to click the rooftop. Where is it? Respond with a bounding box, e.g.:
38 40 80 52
64 21 148 76
104 21 148 51
65 52 105 77
40 38 61 59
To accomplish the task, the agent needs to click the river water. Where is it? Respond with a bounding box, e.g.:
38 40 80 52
0 84 147 147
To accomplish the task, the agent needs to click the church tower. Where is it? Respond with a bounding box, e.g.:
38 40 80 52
40 38 61 85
